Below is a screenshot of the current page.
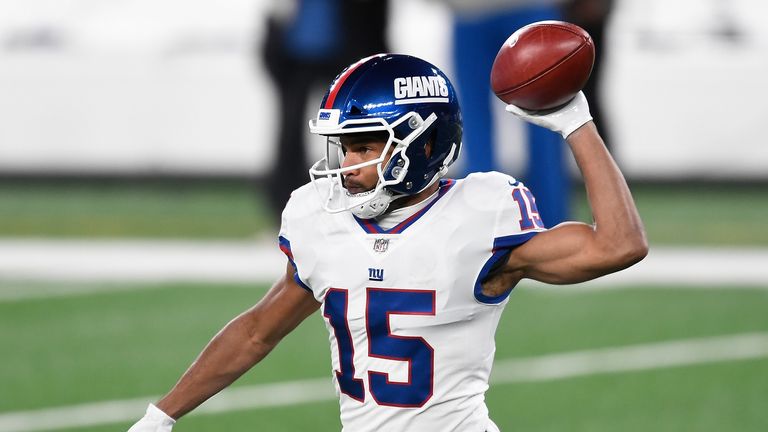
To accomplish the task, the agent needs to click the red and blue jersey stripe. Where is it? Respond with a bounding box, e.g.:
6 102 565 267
278 235 312 293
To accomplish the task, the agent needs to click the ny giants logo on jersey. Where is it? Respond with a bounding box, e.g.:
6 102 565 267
393 76 449 105
368 268 384 281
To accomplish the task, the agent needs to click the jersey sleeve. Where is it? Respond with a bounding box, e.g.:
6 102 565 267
278 191 313 293
463 172 547 304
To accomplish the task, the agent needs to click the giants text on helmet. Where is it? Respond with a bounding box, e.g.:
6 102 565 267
393 76 449 104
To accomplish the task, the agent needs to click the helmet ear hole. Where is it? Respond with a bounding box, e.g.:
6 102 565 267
424 130 437 158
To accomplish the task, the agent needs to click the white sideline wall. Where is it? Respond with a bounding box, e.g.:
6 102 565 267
0 0 765 178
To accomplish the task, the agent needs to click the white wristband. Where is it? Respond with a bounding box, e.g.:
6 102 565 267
145 403 176 425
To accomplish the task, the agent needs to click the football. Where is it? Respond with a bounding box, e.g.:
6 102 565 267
490 20 595 110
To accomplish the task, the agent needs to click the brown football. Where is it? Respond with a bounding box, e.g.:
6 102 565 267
491 20 595 110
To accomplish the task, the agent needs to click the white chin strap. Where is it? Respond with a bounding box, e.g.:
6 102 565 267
346 187 394 219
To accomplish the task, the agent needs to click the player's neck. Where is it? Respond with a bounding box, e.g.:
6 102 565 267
386 182 440 214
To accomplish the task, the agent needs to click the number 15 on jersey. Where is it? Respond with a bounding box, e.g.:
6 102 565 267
323 288 436 407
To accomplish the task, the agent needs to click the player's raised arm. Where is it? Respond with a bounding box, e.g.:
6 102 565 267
127 263 320 431
504 92 648 284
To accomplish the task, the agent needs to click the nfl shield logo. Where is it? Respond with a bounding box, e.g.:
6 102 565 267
373 238 389 253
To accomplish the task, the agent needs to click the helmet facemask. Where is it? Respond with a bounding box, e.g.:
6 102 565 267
308 111 438 219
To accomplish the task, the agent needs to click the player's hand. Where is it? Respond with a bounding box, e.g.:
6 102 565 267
127 404 175 432
505 91 593 139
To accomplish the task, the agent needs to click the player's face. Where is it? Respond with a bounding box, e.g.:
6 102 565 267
339 133 391 194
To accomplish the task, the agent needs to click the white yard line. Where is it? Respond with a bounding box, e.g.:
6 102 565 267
0 239 285 284
547 247 768 289
1 332 767 432
490 332 768 383
0 241 766 299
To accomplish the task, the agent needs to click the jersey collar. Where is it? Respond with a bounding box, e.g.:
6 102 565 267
353 179 456 234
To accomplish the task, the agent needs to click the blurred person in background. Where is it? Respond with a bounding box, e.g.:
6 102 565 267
127 53 646 432
261 0 389 226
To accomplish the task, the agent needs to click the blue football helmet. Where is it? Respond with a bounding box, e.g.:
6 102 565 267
309 54 462 219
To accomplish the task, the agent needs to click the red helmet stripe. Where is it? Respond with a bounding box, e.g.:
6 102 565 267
324 54 386 109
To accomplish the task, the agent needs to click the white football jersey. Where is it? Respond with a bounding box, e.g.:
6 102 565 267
279 172 546 432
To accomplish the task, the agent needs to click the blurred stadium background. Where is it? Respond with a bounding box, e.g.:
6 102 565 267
0 0 766 431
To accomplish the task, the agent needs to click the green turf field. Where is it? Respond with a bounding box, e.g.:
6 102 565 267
573 183 768 246
2 283 767 431
0 180 271 239
0 180 766 245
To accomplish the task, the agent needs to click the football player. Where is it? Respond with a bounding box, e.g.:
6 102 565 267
128 54 647 431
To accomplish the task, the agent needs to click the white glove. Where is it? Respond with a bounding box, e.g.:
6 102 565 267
127 404 175 432
505 91 593 139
